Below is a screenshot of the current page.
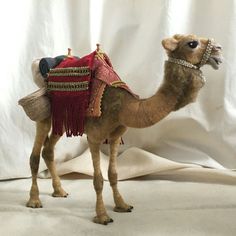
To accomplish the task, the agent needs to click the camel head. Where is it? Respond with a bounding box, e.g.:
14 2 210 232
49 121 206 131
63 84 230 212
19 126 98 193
162 34 223 70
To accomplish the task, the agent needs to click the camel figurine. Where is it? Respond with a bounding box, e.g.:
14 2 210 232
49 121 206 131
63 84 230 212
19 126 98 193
26 34 222 225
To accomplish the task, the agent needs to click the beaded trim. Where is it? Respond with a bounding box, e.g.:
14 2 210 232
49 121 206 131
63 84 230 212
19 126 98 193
48 67 90 77
167 57 198 69
199 39 213 67
167 58 206 83
47 81 89 91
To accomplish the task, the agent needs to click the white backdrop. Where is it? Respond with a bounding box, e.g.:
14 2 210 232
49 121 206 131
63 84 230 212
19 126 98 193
1 0 236 180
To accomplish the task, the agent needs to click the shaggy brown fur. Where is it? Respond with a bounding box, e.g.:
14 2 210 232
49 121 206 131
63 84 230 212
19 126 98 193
26 34 222 225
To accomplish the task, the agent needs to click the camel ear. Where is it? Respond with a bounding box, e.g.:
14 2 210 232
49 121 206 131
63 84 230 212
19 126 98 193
162 38 178 51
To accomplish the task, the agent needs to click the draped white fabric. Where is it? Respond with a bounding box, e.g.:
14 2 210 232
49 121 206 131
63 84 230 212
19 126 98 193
1 0 236 180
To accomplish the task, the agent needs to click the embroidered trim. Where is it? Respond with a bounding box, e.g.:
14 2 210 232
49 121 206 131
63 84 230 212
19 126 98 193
48 72 90 77
49 67 90 77
111 81 127 87
47 81 89 91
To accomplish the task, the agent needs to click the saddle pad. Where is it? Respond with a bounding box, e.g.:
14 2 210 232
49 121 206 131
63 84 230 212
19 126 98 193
87 55 139 117
47 52 95 137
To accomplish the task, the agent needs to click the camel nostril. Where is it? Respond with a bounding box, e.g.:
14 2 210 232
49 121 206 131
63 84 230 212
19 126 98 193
215 45 222 50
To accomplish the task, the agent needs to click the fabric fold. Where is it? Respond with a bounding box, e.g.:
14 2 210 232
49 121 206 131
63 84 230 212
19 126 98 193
40 147 236 184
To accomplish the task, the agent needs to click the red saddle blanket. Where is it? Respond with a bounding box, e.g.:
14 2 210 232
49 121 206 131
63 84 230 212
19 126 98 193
47 50 137 137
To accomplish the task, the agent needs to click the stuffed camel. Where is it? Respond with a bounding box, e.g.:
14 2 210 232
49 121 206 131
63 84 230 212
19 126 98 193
24 34 222 225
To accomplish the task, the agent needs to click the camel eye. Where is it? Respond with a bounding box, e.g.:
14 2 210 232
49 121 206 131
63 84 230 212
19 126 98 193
188 41 198 49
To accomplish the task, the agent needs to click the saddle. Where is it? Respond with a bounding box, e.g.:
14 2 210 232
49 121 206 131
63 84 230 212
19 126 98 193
46 49 138 137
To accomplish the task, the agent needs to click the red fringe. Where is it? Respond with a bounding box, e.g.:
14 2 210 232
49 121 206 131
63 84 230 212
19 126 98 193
48 52 96 137
51 91 89 137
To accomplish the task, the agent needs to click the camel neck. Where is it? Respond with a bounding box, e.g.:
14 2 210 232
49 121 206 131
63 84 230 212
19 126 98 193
119 61 205 128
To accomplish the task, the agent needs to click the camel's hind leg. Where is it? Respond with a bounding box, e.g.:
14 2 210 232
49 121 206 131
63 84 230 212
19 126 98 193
42 133 68 197
108 126 133 212
26 118 51 208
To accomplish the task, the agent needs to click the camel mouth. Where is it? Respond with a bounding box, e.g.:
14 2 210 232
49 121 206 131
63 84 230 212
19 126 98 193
207 55 223 70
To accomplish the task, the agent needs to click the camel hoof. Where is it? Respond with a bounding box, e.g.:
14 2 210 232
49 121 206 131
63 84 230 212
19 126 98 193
52 188 68 198
26 198 43 208
114 205 133 213
93 215 114 225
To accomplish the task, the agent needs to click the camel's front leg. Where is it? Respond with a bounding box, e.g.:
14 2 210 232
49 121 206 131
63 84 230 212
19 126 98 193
88 138 113 225
109 137 133 213
26 118 51 208
42 133 68 197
